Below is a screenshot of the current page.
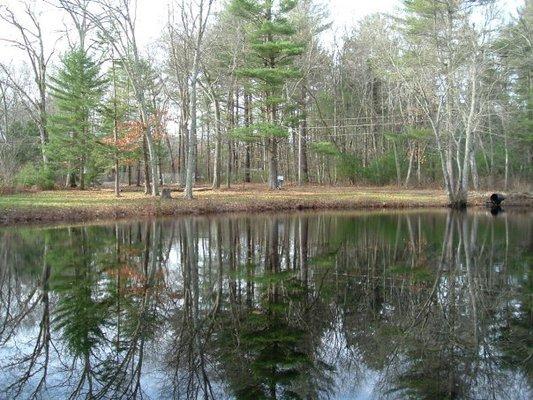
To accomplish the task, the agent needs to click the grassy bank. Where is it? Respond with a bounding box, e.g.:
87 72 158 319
0 184 529 226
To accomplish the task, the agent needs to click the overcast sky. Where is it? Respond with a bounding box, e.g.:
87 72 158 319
0 0 525 64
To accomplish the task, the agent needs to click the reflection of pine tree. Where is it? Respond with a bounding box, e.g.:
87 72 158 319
46 222 164 398
47 227 111 398
214 218 334 399
49 228 109 357
216 274 312 399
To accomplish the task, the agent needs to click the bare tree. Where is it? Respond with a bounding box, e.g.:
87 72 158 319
384 0 497 207
0 2 57 165
55 0 93 51
181 0 214 199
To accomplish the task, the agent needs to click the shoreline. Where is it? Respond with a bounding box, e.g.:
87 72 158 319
1 186 531 227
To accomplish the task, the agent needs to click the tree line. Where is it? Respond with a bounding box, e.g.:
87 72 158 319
0 0 531 207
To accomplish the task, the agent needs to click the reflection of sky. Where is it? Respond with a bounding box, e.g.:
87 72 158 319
1 324 69 399
320 318 381 399
1 211 532 399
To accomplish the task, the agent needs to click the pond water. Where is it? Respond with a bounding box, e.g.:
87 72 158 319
0 210 531 400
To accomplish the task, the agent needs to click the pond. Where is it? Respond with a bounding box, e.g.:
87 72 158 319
0 210 531 399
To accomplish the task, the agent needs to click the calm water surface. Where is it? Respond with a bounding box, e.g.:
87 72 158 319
0 210 531 399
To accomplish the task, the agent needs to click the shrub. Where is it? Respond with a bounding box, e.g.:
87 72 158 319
362 151 401 185
15 164 55 190
337 153 362 184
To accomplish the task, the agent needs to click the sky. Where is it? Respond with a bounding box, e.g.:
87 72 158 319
0 0 526 65
130 0 404 48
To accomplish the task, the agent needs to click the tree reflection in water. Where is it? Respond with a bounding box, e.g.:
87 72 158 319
0 210 530 399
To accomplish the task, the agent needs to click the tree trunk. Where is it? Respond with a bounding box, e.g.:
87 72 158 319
145 132 159 196
38 78 48 165
113 60 120 197
268 138 278 189
226 89 234 188
298 87 309 185
459 63 477 207
142 136 150 194
244 92 252 183
136 160 141 187
212 98 222 189
393 141 401 187
404 144 414 187
164 130 176 184
79 156 85 190
470 150 479 191
416 145 422 185
185 23 204 199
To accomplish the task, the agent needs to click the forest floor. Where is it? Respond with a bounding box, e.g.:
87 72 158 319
0 184 530 226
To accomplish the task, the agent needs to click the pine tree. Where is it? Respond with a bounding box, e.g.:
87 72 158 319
47 49 106 190
499 1 533 163
230 0 304 189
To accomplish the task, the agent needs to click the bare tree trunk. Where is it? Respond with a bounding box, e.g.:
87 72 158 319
184 0 212 199
404 144 414 187
212 98 222 189
416 144 422 186
0 6 50 164
226 89 234 188
185 62 198 199
504 121 509 190
268 138 278 189
136 160 141 187
244 92 252 183
112 57 120 197
140 109 159 196
80 154 85 190
179 108 188 188
392 141 401 187
143 136 150 194
458 63 478 208
164 130 176 184
470 150 479 191
298 87 309 185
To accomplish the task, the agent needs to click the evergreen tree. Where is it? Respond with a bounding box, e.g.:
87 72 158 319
230 0 304 189
498 0 533 179
47 49 106 189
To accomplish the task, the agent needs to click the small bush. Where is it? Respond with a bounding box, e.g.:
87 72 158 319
15 164 55 190
337 153 362 184
364 152 401 185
